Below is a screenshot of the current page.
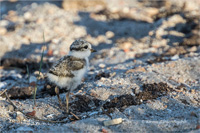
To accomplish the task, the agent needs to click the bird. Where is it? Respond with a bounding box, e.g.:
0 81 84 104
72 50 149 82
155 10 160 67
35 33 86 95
47 39 96 113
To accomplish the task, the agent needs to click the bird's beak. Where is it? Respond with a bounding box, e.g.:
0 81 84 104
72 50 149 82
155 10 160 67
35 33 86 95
90 49 97 53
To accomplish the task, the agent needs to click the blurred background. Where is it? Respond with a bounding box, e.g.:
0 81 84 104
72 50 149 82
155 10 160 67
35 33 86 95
0 0 200 70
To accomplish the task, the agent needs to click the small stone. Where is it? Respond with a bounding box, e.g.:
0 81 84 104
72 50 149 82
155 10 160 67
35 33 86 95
8 10 16 16
103 118 123 126
7 105 14 112
190 89 195 94
152 64 161 68
97 35 106 42
24 12 32 20
0 20 9 27
171 54 179 61
151 39 167 48
0 27 7 35
166 62 176 68
46 114 54 119
53 50 59 55
34 71 44 79
178 77 184 83
90 92 98 97
134 87 140 94
47 49 53 56
105 31 114 38
101 128 108 133
0 96 6 100
126 67 146 73
99 63 106 68
144 7 159 17
16 111 25 121
0 82 8 89
118 42 133 50
110 87 116 90
100 77 107 81
148 31 154 36
161 97 169 103
189 46 197 52
36 18 44 24
190 99 198 104
62 0 106 11
196 125 200 129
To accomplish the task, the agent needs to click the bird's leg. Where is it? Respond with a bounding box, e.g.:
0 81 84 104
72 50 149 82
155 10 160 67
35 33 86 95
66 91 70 114
55 86 63 108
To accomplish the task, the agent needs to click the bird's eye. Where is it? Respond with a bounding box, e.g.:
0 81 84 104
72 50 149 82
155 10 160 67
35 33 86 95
84 46 88 49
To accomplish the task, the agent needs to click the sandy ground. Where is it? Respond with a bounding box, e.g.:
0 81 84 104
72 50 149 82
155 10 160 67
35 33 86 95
0 0 200 132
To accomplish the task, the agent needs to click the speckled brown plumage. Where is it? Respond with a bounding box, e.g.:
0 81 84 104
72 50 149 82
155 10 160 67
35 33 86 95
49 56 86 77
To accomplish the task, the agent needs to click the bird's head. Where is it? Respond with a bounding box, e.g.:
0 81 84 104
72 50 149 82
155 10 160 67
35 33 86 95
69 39 96 58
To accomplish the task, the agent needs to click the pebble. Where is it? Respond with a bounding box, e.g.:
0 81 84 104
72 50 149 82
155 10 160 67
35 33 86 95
46 114 54 118
0 82 8 89
161 97 169 103
34 71 44 79
126 67 146 73
103 118 123 126
190 89 195 94
99 63 106 68
97 35 106 42
6 105 14 112
0 20 9 27
101 128 108 133
9 73 22 80
189 46 197 52
24 12 32 20
118 42 133 50
0 27 7 35
144 7 159 17
0 96 6 100
105 31 114 38
36 18 44 24
16 111 25 121
171 54 179 61
147 100 166 110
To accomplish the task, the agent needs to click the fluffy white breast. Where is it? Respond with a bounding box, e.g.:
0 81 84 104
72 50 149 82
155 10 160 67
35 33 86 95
47 73 72 88
47 57 89 90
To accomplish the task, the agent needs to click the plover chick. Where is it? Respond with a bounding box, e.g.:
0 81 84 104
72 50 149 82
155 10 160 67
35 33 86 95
47 39 96 113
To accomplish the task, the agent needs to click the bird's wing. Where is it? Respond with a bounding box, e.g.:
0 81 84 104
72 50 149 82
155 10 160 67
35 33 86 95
49 56 85 77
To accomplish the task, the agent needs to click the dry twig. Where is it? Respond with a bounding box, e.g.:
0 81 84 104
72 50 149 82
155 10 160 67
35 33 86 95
3 91 68 123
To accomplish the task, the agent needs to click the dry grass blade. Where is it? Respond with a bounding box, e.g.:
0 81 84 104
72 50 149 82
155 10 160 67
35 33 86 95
38 32 46 77
33 31 46 107
3 91 68 123
0 89 7 96
70 112 80 120
101 107 112 119
26 65 30 79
